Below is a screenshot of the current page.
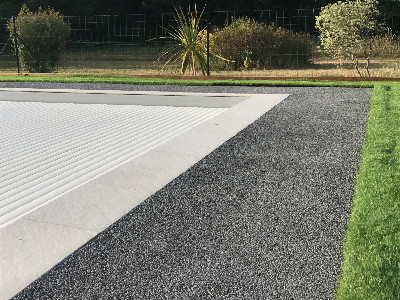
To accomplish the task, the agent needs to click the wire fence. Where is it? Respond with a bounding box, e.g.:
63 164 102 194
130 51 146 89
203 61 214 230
1 8 400 77
1 9 322 43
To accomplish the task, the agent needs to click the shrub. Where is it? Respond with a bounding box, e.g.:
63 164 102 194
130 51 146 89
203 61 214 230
8 5 70 72
315 0 380 63
212 18 314 70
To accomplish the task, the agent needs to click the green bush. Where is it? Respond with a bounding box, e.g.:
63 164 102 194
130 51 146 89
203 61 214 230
212 18 314 70
8 5 70 72
315 0 380 63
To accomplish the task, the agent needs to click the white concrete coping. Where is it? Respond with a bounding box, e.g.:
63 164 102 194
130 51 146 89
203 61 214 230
0 88 251 97
0 89 248 107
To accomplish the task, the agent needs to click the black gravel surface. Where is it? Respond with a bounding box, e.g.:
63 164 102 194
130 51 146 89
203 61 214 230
8 83 372 299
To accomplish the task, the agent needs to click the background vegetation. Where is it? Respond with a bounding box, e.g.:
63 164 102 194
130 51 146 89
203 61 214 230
8 5 69 72
1 0 400 77
213 18 313 70
316 0 380 62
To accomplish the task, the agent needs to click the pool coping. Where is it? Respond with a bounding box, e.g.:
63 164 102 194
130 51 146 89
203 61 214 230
0 88 252 97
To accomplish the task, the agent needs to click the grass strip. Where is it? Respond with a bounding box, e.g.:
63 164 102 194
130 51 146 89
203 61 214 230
336 83 400 299
0 74 377 88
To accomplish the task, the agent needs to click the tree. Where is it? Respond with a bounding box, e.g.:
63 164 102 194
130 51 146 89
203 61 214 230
315 0 380 74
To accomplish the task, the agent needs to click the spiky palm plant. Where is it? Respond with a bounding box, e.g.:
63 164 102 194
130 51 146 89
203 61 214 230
160 5 207 75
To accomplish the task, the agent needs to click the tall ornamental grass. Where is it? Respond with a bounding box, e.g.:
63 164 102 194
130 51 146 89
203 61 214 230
356 32 400 59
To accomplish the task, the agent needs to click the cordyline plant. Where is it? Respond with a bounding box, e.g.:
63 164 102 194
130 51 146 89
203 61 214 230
158 5 228 75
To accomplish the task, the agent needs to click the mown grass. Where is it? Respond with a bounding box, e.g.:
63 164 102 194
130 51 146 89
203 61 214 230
336 83 400 299
0 74 377 88
0 74 399 298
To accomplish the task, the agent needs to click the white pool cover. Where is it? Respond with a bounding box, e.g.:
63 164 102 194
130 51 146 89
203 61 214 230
0 100 227 227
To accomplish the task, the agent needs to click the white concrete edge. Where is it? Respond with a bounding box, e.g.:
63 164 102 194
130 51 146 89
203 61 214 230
0 92 289 300
0 88 251 98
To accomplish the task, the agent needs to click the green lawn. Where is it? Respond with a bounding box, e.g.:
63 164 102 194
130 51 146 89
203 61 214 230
0 74 376 87
0 74 399 298
336 83 400 299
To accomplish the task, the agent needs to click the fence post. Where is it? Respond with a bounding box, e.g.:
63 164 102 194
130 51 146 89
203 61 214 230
12 16 21 74
206 5 210 76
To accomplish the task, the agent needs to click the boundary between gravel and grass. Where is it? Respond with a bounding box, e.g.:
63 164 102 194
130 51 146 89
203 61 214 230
1 75 399 298
335 83 400 300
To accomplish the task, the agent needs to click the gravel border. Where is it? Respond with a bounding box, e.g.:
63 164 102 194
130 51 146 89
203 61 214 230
6 83 372 299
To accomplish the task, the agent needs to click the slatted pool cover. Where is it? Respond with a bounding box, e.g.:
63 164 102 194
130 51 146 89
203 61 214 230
0 101 227 227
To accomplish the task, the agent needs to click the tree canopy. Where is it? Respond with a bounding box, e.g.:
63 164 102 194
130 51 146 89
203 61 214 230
316 0 380 62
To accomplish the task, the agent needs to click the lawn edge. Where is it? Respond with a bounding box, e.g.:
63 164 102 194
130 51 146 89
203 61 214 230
0 74 378 88
335 82 400 299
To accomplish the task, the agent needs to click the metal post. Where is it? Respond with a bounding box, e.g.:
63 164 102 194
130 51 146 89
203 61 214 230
13 16 20 74
161 13 164 36
206 4 210 76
